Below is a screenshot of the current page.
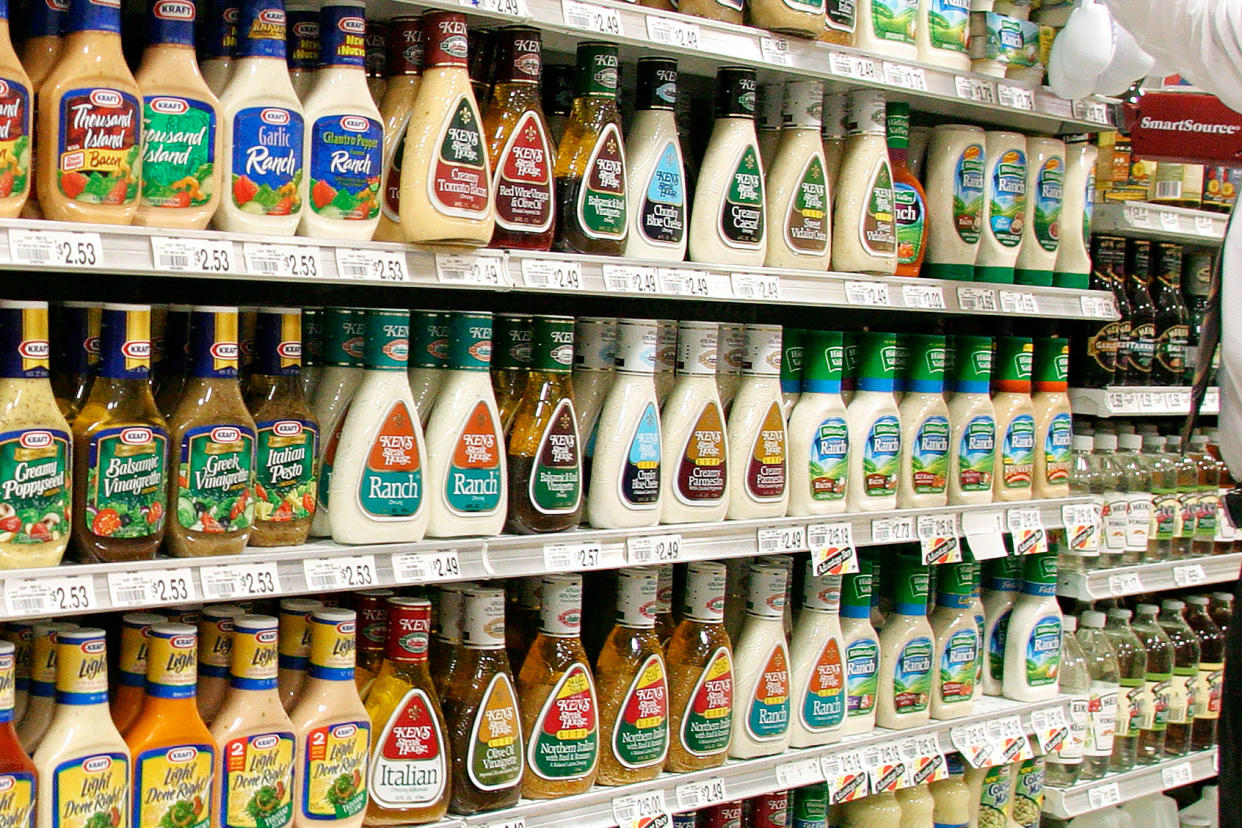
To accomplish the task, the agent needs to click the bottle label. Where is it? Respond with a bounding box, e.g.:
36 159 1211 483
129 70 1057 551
746 644 790 741
380 112 411 222
781 0 823 13
467 672 523 791
577 121 627 240
808 416 848 502
1125 494 1153 550
1000 414 1035 489
358 401 422 518
1024 615 1061 687
230 107 303 216
318 6 364 67
528 397 582 515
911 415 949 495
316 403 349 511
894 180 925 266
988 149 1027 247
746 401 786 502
220 731 294 828
308 115 381 220
85 425 166 539
621 402 661 509
134 744 213 828
1132 681 1154 732
1175 492 1197 539
675 402 727 505
254 419 316 524
1196 491 1220 539
988 609 1012 682
957 415 995 492
1034 156 1063 252
845 638 878 717
719 144 764 248
938 628 978 704
1127 321 1156 375
176 424 254 533
56 87 140 205
1010 759 1043 828
870 0 916 42
301 722 368 820
0 79 29 201
680 646 732 756
977 765 1011 824
494 110 554 233
892 636 932 714
862 415 900 498
0 772 33 828
928 0 969 52
1152 491 1178 540
637 140 685 246
1115 680 1140 737
953 144 985 244
1156 322 1189 376
1060 696 1087 761
1168 671 1193 724
445 400 503 515
1193 665 1222 719
51 754 129 828
370 689 445 806
1101 495 1128 552
860 158 897 256
529 662 599 779
1149 678 1171 731
140 95 215 209
1043 412 1071 485
799 636 844 731
1084 690 1117 756
429 97 489 219
612 653 670 769
826 0 855 31
784 155 829 254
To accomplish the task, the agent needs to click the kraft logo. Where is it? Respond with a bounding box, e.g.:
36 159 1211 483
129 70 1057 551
167 747 198 763
277 341 301 359
252 734 279 750
120 427 154 445
82 639 106 654
18 339 48 359
83 756 112 773
257 8 285 25
170 635 195 649
0 776 14 792
210 342 239 361
338 15 365 34
261 108 290 125
273 420 303 437
90 89 122 108
0 81 9 97
122 340 151 359
18 431 52 449
293 21 318 36
210 426 241 443
340 116 369 132
150 97 189 115
332 724 357 739
154 0 194 20
47 0 68 10
337 621 355 635
256 629 278 645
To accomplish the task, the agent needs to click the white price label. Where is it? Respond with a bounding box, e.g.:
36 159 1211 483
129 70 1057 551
659 268 720 298
1030 705 1069 754
730 272 781 301
999 290 1040 315
303 555 378 590
962 509 1007 560
950 722 995 768
957 286 998 312
561 0 622 34
646 15 701 49
988 717 1034 763
862 744 909 792
871 515 916 544
435 253 510 287
5 574 97 616
760 36 794 66
1006 507 1043 532
481 819 524 828
603 264 660 294
242 242 322 279
1195 215 1219 237
335 248 409 283
758 524 808 554
899 735 949 785
521 258 583 291
626 533 682 564
1160 210 1182 232
1173 563 1207 586
828 52 878 81
954 75 996 103
1062 502 1101 554
1008 507 1048 556
821 751 870 803
10 229 103 268
199 562 281 601
845 280 891 307
392 549 462 583
808 522 856 576
1072 98 1110 124
1106 571 1143 596
675 777 727 811
543 541 602 570
151 236 236 274
997 83 1035 110
918 514 961 565
1137 391 1160 411
1126 204 1152 228
1079 294 1117 319
1161 762 1194 788
461 0 528 15
882 61 927 90
776 757 825 789
613 791 670 828
1087 782 1122 810
902 283 946 310
106 569 197 607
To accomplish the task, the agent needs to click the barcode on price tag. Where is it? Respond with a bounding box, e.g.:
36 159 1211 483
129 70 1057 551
730 272 781 301
5 574 97 616
1160 210 1181 232
10 229 103 268
603 264 660 294
957 286 997 312
822 751 869 803
303 555 378 590
1087 782 1121 810
199 562 281 601
675 777 727 811
1195 215 1219 237
1007 507 1048 556
392 549 462 582
1072 98 1110 124
521 258 582 290
435 253 511 287
1030 706 1069 754
1173 563 1207 586
962 509 1007 560
151 236 236 274
107 569 197 607
899 735 948 785
561 0 622 34
335 248 409 283
659 268 721 298
776 757 824 789
950 722 995 767
758 525 807 553
613 791 670 828
871 515 916 544
1080 294 1117 319
1107 571 1143 596
1062 502 1101 554
760 36 793 66
954 75 996 103
242 242 322 279
882 61 927 90
646 15 701 48
828 52 877 80
999 290 1039 315
918 514 961 564
845 280 891 307
626 533 682 564
997 83 1035 110
902 283 946 309
1161 762 1194 788
808 522 856 575
543 541 602 570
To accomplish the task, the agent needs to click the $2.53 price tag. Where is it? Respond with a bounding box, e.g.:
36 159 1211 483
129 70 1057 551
199 561 281 601
9 229 103 268
5 574 97 616
151 236 235 274
107 569 197 607
303 555 378 590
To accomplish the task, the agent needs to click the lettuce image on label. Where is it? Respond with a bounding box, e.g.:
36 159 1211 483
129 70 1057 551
176 425 254 533
845 639 878 717
869 0 916 42
308 115 381 220
957 416 995 492
231 107 303 216
892 637 932 714
141 95 216 209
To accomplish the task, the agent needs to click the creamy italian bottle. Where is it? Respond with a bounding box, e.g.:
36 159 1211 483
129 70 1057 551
992 336 1036 502
1002 554 1062 702
285 3 317 100
407 310 448 427
898 334 950 509
0 0 33 217
623 58 687 261
1053 136 1097 289
299 1 383 239
1013 136 1064 286
930 562 980 719
726 324 788 520
789 564 846 747
766 80 831 270
855 0 917 57
1032 337 1072 499
948 334 996 505
572 317 615 460
888 102 928 277
730 563 791 758
975 131 1028 283
839 564 878 736
924 125 984 279
666 562 733 772
788 329 849 516
690 67 765 267
661 320 729 524
846 331 901 512
198 0 237 96
373 17 420 242
876 555 934 729
832 89 897 275
329 309 428 544
399 11 494 246
309 308 364 537
425 311 507 538
916 0 969 69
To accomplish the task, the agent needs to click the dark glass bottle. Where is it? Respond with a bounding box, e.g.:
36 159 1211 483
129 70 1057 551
1185 596 1223 750
1075 236 1122 387
1151 242 1190 386
1209 592 1232 635
1123 240 1158 386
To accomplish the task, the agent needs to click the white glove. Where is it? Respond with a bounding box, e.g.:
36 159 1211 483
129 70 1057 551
1048 0 1115 99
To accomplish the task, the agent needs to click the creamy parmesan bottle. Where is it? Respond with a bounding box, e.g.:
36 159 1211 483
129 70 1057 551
948 334 997 505
789 564 846 746
726 324 788 520
788 329 849 516
623 58 687 261
661 320 729 524
309 308 364 537
729 563 792 758
766 80 831 270
992 336 1037 502
1013 136 1064 286
897 333 950 509
924 125 985 279
975 131 1028 283
846 331 901 512
831 89 897 275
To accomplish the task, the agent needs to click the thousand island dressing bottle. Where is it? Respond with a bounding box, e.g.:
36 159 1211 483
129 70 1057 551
0 0 32 218
19 0 64 219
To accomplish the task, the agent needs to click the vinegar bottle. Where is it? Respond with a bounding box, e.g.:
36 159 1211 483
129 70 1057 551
1103 608 1145 771
726 324 788 520
1130 603 1173 763
666 562 733 772
730 563 791 758
1076 611 1119 780
788 564 846 747
1156 599 1199 756
660 320 729 524
1185 596 1223 750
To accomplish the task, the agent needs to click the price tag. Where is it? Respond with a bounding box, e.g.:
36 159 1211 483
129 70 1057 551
480 819 524 828
242 242 322 279
861 744 909 793
999 290 1040 315
303 555 378 590
760 36 794 66
9 229 103 268
1173 563 1207 586
987 716 1033 763
435 253 511 287
1087 782 1122 810
675 777 727 811
1072 98 1110 124
902 283 946 310
1061 502 1101 555
996 83 1035 110
808 522 857 576
561 0 622 34
659 268 721 298
871 515 916 544
828 52 878 81
151 236 236 274
1195 215 1219 237
1137 391 1160 412
646 15 701 49
199 562 281 601
1126 204 1152 228
613 790 670 828
845 280 891 307
334 247 409 283
957 286 998 312
392 549 462 583
730 272 781 301
962 509 1007 560
106 569 197 607
882 61 927 91
1007 507 1048 556
626 533 683 564
821 751 870 804
1161 762 1194 788
776 757 825 789
918 513 961 565
1030 705 1069 754
1106 571 1143 596
758 524 807 554
603 263 660 294
950 722 995 768
1079 294 1117 319
4 574 97 616
521 258 583 291
899 735 949 785
461 0 528 15
954 75 996 103
543 540 602 570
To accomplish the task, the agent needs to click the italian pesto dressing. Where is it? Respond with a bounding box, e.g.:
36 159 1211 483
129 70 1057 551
729 563 791 758
309 308 364 538
947 334 996 505
623 58 686 261
661 321 728 524
897 334 950 509
789 565 845 747
930 562 979 719
876 556 934 729
981 556 1019 697
839 564 879 736
846 331 901 511
788 330 848 516
726 324 787 520
992 337 1036 502
1003 554 1061 702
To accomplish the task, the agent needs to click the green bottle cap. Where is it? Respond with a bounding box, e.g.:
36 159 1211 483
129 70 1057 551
853 331 899 392
952 334 993 393
363 309 409 371
902 333 947 394
320 307 363 368
993 336 1033 392
447 312 492 371
780 328 805 394
530 315 574 373
801 330 845 394
493 313 531 371
575 41 619 98
409 311 449 370
1032 337 1069 390
893 555 930 615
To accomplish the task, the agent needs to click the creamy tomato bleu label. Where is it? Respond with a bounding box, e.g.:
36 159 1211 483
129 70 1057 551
429 98 489 219
220 733 294 828
231 107 303 217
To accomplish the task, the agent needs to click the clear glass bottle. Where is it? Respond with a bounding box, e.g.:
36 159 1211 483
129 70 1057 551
1130 604 1172 763
1116 433 1152 564
1062 434 1102 573
1102 608 1146 772
1045 616 1088 787
1094 433 1128 568
1075 611 1119 781
1145 434 1178 562
666 562 733 771
1156 598 1199 757
1189 435 1224 556
1172 438 1200 559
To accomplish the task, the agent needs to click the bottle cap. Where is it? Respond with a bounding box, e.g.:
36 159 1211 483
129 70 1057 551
1107 607 1132 620
993 336 1033 392
117 613 163 689
656 566 674 614
1094 433 1118 451
616 567 658 628
1021 554 1058 595
230 615 280 687
55 628 110 704
840 564 874 618
1032 337 1070 390
97 304 151 380
540 574 582 636
385 597 431 663
1080 610 1106 628
542 64 574 116
362 309 409 371
421 11 469 68
758 83 783 130
1162 598 1185 611
1136 603 1160 616
717 323 746 376
683 561 727 622
902 333 946 393
1119 433 1142 451
746 563 787 619
782 80 823 130
614 319 658 374
800 330 845 394
821 92 847 139
435 584 469 644
983 555 1021 591
656 321 677 377
675 320 718 376
714 67 758 119
635 57 677 111
742 324 782 376
780 328 805 394
845 89 886 136
494 26 541 85
885 101 910 151
306 609 356 680
386 16 422 75
892 556 930 616
1212 592 1233 602
1186 595 1210 607
353 590 393 656
1062 615 1077 632
575 41 619 98
318 4 366 68
189 306 239 379
278 598 321 671
802 561 842 612
853 331 899 392
530 315 574 374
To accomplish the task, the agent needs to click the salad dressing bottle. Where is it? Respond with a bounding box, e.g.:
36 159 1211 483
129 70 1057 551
373 17 421 242
1031 337 1072 499
789 565 845 747
3 623 31 725
51 301 98 421
352 589 392 697
571 317 615 459
831 89 897 275
788 330 849 516
309 308 364 538
0 641 35 827
666 562 733 772
992 336 1036 502
111 612 162 733
18 623 75 752
730 563 791 758
493 314 532 435
846 331 901 511
981 556 1019 697
197 0 237 96
929 563 979 719
661 320 729 524
623 58 687 261
726 324 788 520
277 598 321 711
1102 608 1145 771
839 564 879 736
285 3 317 100
0 0 34 216
155 305 191 419
948 334 996 505
765 80 830 270
876 555 934 730
407 310 449 427
896 333 950 509
430 584 467 701
197 605 243 725
1002 555 1062 703
780 328 804 419
18 0 62 219
716 323 746 417
888 102 928 277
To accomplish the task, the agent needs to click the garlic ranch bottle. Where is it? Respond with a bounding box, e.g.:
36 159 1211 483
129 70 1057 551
766 80 831 270
788 329 849 516
661 320 729 524
727 324 788 520
623 58 687 261
372 16 420 242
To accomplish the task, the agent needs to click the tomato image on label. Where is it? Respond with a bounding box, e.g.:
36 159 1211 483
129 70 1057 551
0 78 30 201
57 87 140 204
680 647 732 756
938 629 978 703
52 753 130 828
528 398 581 515
141 95 216 208
446 400 502 515
746 645 790 740
1025 616 1061 687
254 420 315 523
221 733 294 828
892 637 932 714
369 689 446 807
910 416 949 495
800 637 844 731
954 144 985 244
134 744 213 828
675 403 726 504
0 428 70 545
621 402 661 508
429 97 489 219
612 654 669 769
746 402 786 502
177 424 254 533
467 673 523 791
957 416 995 492
528 663 598 780
301 721 369 820
846 639 878 717
863 416 900 497
577 122 627 240
494 111 553 233
720 144 764 247
308 115 381 220
358 401 422 518
231 106 303 216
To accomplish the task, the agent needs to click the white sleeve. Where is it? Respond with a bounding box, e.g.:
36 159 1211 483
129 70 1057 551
1101 0 1242 112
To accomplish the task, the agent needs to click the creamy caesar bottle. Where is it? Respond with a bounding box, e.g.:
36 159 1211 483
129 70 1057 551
766 80 831 270
877 556 934 730
820 92 847 203
930 562 980 719
840 564 879 736
373 17 421 242
897 333 950 509
992 336 1036 502
975 131 1028 283
1003 554 1062 702
689 67 766 267
948 334 996 505
788 329 849 516
832 89 896 275
730 563 791 758
726 324 788 520
924 124 985 279
666 562 733 772
407 310 448 427
1032 337 1072 499
661 320 729 524
1013 136 1065 286
572 317 614 457
623 58 686 261
846 331 901 512
789 564 846 747
309 308 364 537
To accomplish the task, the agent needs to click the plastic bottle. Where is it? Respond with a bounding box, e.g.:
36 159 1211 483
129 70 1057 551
854 0 917 57
730 563 791 758
717 323 747 417
1032 337 1072 498
195 606 241 726
1102 608 1146 771
975 132 1027 283
407 310 449 428
839 564 879 736
992 336 1036 502
1189 436 1225 556
930 562 979 719
1156 599 1199 757
655 321 678 410
1146 433 1179 562
877 555 934 730
1003 554 1061 702
277 597 321 712
1130 604 1173 763
789 564 845 747
846 331 901 512
888 102 928 277
765 80 831 270
726 325 788 519
781 328 805 421
897 333 950 509
1046 615 1089 787
1053 137 1097 288
923 124 985 279
492 314 531 436
916 0 969 69
1076 611 1119 780
948 334 996 505
831 89 897 275
661 320 729 524
308 308 364 538
1172 439 1200 560
1013 136 1064 286
623 58 687 260
981 556 1019 697
788 330 849 516
1117 433 1152 564
1095 433 1128 568
1185 596 1223 750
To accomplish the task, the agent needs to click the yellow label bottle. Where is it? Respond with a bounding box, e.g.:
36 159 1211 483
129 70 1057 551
17 622 76 754
111 612 163 734
277 599 323 712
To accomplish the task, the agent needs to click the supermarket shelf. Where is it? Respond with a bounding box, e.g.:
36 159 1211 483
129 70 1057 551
0 497 1091 621
1042 749 1219 818
1056 552 1242 600
1091 202 1227 244
1068 387 1218 418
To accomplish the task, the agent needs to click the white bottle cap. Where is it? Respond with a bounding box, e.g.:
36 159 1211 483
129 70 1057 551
759 83 783 130
1063 615 1077 632
845 89 886 136
1080 610 1106 628
1162 598 1185 612
783 80 824 130
742 324 782 376
676 320 718 376
1072 434 1094 451
462 586 506 649
746 562 788 619
656 565 674 614
540 574 583 636
1107 607 1131 621
574 317 616 372
821 91 848 139
616 567 658 628
683 562 727 622
718 323 747 375
436 583 471 644
614 319 658 374
1119 433 1143 451
1094 433 1118 451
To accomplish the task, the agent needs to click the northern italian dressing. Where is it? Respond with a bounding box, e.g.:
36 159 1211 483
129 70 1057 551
897 334 949 509
832 89 896 275
847 331 901 511
730 563 791 758
765 80 831 269
788 564 845 747
924 124 985 279
788 329 849 516
623 58 687 261
947 334 996 505
726 324 787 520
661 321 729 524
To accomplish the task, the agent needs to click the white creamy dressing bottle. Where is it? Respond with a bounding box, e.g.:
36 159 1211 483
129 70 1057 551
299 0 383 240
967 563 986 703
329 309 429 544
820 92 847 205
780 328 804 419
1002 554 1062 702
897 333 951 509
655 320 678 409
572 317 615 459
1013 136 1064 286
924 124 985 280
789 564 846 747
765 80 831 270
832 89 897 275
407 311 449 428
876 556 934 730
975 131 1028 283
285 2 317 100
373 17 421 243
726 324 788 520
1031 337 1072 499
198 0 237 97
948 334 996 505
689 67 766 267
716 323 747 416
424 312 507 538
1053 135 1097 289
623 58 687 261
839 564 879 736
729 563 792 758
587 319 662 529
846 331 901 512
930 563 980 719
788 329 849 516
992 336 1037 502
981 556 1019 696
309 308 365 538
757 83 783 172
854 0 917 57
661 320 729 524
916 0 970 70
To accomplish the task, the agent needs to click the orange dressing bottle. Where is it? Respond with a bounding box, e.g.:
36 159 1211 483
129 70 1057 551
111 612 163 734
